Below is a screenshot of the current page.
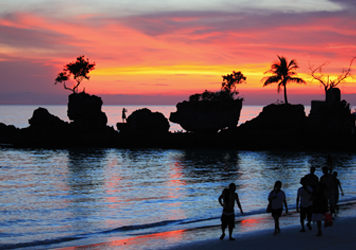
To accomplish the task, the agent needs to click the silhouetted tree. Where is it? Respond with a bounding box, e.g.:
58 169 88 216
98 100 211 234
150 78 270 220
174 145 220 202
309 56 356 94
262 56 305 105
221 71 246 95
188 71 246 102
55 56 95 93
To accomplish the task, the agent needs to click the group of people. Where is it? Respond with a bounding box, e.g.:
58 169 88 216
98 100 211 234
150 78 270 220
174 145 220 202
218 166 344 240
295 166 343 236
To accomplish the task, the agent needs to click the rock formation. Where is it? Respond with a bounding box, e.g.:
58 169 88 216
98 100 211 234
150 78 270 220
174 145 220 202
68 92 107 128
28 107 68 129
117 108 170 133
309 88 354 128
169 98 243 133
239 103 307 131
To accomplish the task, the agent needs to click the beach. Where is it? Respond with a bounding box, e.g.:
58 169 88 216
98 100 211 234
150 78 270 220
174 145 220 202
170 217 356 250
52 213 356 250
50 201 356 250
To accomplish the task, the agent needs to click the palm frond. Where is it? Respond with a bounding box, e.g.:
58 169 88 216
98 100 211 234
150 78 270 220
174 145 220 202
262 75 281 86
287 77 306 84
288 59 299 70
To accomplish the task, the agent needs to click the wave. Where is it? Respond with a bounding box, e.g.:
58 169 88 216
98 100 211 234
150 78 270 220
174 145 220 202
2 198 356 250
0 237 81 250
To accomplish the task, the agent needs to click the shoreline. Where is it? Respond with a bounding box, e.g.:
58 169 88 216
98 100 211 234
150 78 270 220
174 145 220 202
52 215 356 250
169 216 356 250
50 203 356 250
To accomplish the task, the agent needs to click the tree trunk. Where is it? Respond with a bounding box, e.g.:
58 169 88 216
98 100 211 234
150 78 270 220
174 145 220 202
284 84 288 104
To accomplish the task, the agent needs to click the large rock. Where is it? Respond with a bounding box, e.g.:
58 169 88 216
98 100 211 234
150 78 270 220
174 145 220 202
118 108 169 133
309 87 355 129
239 103 307 131
68 92 107 128
169 99 243 133
0 123 20 143
29 107 68 129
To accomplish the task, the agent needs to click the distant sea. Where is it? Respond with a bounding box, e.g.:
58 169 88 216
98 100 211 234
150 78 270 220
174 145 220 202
0 105 311 131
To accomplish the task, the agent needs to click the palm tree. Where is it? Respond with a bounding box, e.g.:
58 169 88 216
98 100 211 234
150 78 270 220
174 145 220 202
262 56 305 104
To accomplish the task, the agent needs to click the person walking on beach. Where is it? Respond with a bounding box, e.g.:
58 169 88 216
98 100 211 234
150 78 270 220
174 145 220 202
333 171 344 215
320 166 336 216
304 166 318 190
268 180 288 235
218 183 243 241
296 177 313 232
122 108 127 123
312 182 328 236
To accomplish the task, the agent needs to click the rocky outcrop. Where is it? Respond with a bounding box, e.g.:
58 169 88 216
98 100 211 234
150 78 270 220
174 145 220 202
68 92 107 128
239 103 307 131
0 123 20 144
309 88 355 129
169 98 243 133
117 108 170 133
29 107 68 129
15 106 118 148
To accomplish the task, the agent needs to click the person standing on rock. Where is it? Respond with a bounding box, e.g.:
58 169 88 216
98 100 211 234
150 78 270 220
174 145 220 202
122 108 127 123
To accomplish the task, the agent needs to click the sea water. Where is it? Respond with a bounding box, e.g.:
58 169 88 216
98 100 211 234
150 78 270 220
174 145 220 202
2 105 356 250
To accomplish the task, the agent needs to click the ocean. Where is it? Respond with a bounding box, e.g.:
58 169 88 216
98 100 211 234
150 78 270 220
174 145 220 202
1 105 356 250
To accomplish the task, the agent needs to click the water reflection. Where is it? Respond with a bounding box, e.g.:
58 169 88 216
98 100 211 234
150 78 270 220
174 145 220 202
169 149 242 184
66 148 108 233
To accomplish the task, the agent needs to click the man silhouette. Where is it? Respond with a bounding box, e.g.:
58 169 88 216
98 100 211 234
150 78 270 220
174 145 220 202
218 183 243 241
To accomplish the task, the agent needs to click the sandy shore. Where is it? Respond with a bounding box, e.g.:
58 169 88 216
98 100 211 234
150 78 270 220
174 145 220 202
168 216 356 250
53 215 356 250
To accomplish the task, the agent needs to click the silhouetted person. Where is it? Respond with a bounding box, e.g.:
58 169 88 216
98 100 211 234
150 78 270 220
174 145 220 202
296 177 313 232
304 166 318 190
268 181 288 235
122 108 127 123
218 183 243 241
333 171 344 215
327 153 333 172
312 182 328 236
320 166 336 216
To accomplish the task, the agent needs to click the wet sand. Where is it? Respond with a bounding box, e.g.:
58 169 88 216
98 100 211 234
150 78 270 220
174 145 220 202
53 213 356 250
169 216 356 250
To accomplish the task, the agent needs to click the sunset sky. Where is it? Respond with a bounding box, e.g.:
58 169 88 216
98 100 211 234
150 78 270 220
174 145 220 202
1 0 356 105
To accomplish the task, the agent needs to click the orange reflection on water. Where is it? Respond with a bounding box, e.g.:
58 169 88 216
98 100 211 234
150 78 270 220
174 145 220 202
104 157 123 210
240 217 267 228
57 228 186 250
169 162 186 186
165 161 186 220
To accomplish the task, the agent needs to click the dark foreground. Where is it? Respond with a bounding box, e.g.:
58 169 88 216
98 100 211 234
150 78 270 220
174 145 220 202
1 121 355 151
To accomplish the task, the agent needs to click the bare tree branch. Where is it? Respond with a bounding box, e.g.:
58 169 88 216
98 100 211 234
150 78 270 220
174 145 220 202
309 56 356 93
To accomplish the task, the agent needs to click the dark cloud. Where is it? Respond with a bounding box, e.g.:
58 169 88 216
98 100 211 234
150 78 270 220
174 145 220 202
0 59 58 93
114 10 339 37
0 13 87 54
0 25 65 50
108 8 355 58
329 0 356 8
0 92 68 105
